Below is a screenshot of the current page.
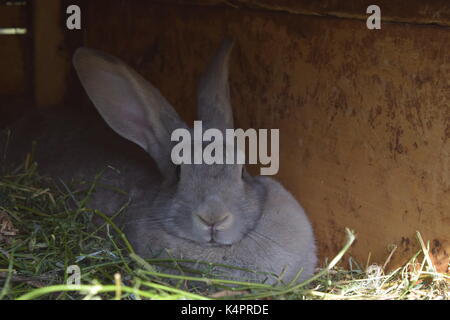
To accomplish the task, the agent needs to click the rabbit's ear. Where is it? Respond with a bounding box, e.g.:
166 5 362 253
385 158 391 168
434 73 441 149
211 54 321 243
197 38 235 131
73 47 186 178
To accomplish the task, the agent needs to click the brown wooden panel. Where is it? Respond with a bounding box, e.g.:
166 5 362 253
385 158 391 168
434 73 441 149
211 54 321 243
32 0 70 108
0 36 26 95
0 4 27 27
154 0 450 26
80 1 450 272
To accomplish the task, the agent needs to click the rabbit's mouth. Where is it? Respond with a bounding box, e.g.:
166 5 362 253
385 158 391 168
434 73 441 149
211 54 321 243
191 213 240 246
194 227 237 247
205 239 233 247
200 229 241 247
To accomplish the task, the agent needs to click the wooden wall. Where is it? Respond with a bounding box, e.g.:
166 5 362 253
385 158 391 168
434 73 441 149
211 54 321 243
3 0 448 271
32 0 70 109
0 1 32 127
0 0 71 126
74 0 449 272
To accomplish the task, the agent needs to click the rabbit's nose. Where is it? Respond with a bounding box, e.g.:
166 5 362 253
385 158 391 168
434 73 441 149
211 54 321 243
196 212 233 230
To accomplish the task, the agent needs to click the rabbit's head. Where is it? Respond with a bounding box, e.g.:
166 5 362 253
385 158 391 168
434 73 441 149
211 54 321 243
73 40 265 246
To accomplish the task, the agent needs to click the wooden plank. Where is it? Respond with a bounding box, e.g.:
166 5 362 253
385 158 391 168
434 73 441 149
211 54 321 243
0 36 26 95
0 4 27 27
32 0 70 108
82 1 450 272
151 0 450 27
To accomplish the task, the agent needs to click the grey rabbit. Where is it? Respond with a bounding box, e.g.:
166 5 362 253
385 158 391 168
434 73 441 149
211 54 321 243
1 39 316 284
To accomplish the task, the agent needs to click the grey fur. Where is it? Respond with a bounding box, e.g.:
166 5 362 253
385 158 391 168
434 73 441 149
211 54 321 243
197 38 234 131
1 40 317 284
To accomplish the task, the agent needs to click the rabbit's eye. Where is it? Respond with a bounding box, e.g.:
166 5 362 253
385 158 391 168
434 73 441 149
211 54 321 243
176 165 181 180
